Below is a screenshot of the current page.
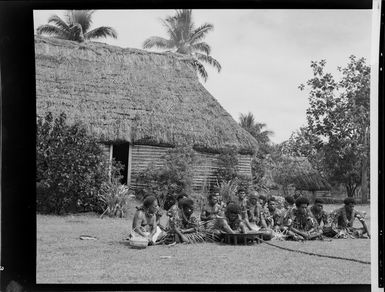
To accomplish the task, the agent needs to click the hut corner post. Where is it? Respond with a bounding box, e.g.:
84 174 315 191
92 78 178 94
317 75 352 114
127 143 132 187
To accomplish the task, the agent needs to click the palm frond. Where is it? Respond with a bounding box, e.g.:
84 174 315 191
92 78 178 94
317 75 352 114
143 36 173 50
239 112 256 129
47 15 70 34
68 10 95 33
160 18 180 45
64 10 73 26
189 59 208 82
68 23 84 42
84 26 117 40
191 42 211 55
194 53 222 72
255 122 267 130
190 23 214 43
175 9 193 42
36 24 71 40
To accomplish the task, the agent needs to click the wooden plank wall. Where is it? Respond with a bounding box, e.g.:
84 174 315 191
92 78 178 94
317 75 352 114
130 145 169 188
130 145 252 191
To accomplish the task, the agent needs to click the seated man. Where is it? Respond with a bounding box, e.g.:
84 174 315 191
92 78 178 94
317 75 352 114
264 197 284 230
283 196 295 213
201 193 222 221
259 194 268 210
223 202 248 234
199 192 234 239
129 196 164 245
169 198 210 244
284 197 322 241
309 198 330 227
249 197 281 241
327 197 370 239
236 188 254 230
247 192 262 228
167 193 188 216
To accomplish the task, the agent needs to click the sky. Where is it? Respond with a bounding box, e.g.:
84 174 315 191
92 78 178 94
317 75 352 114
33 9 372 143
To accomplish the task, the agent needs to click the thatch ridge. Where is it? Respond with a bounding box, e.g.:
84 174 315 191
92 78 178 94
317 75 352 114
291 172 331 191
35 36 258 154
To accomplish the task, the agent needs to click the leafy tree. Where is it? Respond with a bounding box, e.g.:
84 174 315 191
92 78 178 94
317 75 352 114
36 10 117 42
143 9 221 82
298 56 370 200
37 112 123 214
279 126 325 175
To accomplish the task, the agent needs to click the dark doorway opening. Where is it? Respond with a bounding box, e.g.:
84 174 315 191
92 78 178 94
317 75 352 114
112 143 129 185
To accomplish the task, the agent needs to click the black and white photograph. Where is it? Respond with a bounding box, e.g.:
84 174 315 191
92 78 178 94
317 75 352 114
31 7 378 286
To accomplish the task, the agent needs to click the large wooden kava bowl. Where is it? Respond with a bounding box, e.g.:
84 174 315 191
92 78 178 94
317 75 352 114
223 233 262 245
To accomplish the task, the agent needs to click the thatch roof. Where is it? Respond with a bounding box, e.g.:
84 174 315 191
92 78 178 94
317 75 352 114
290 173 332 191
285 157 331 191
35 36 258 154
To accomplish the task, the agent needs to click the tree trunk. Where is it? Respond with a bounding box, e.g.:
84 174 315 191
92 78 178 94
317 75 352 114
361 127 369 204
361 159 369 204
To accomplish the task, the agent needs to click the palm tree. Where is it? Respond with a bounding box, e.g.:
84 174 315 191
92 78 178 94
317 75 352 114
143 9 221 82
239 112 273 151
36 10 117 43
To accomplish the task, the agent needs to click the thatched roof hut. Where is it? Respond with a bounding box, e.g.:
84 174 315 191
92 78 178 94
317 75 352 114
261 155 331 198
35 36 257 154
35 36 258 189
291 172 331 191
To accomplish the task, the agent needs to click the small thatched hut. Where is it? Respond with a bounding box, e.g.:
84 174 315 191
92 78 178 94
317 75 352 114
35 36 258 190
289 173 332 200
262 155 331 201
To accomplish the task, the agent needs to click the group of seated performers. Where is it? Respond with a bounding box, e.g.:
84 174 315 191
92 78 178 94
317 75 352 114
128 189 370 245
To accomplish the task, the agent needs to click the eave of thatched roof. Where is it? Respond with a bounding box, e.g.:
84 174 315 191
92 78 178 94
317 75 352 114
35 36 258 154
291 173 332 191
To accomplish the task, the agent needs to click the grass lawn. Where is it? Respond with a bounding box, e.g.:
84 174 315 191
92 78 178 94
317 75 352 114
37 204 371 284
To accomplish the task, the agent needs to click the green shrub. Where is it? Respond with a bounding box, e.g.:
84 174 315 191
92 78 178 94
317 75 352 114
36 112 123 214
212 146 254 202
98 183 135 218
136 146 198 207
215 146 239 183
235 173 253 193
216 180 238 204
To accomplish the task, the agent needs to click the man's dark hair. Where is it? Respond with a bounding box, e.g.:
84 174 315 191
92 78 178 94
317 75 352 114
179 198 194 209
226 202 241 215
314 198 324 205
284 196 295 205
259 194 267 201
295 197 310 208
143 195 157 209
163 195 176 211
177 193 187 201
237 188 246 194
267 196 276 203
344 197 356 205
208 192 219 200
